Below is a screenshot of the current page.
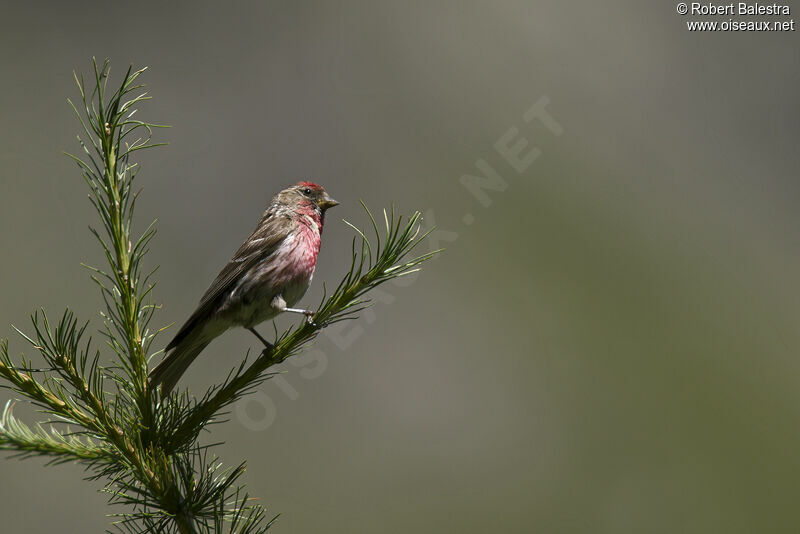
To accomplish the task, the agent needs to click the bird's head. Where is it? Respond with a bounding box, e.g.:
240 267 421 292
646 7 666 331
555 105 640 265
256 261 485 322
277 182 339 213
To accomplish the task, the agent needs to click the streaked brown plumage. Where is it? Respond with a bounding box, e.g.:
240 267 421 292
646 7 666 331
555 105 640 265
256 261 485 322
149 182 338 394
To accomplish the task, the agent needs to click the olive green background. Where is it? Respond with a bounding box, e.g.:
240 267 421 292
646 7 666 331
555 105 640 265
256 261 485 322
1 1 799 532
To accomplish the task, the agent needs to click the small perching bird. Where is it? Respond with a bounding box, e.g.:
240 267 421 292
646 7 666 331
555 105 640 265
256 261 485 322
149 182 338 394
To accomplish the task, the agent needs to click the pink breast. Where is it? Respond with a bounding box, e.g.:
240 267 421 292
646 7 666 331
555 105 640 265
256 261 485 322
275 222 320 289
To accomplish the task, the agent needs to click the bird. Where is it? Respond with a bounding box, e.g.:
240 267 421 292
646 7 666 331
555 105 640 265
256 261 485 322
149 182 338 394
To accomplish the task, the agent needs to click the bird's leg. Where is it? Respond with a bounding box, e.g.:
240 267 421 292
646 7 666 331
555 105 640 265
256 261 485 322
284 307 315 324
272 295 315 324
248 327 274 352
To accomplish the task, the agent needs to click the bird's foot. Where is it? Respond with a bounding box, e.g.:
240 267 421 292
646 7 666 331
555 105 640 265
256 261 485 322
285 307 316 325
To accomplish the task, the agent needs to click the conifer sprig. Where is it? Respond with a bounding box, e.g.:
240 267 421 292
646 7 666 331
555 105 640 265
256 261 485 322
0 58 437 533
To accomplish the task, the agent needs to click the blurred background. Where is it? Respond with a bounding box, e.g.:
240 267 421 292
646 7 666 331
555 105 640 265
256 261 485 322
1 1 799 532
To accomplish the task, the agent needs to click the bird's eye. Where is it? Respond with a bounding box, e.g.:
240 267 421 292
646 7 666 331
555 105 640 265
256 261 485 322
302 188 312 195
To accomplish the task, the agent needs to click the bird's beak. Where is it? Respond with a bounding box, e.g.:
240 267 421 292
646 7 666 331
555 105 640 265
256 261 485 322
318 194 339 210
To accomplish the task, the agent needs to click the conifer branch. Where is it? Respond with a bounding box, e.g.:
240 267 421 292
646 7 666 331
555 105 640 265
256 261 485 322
0 58 437 533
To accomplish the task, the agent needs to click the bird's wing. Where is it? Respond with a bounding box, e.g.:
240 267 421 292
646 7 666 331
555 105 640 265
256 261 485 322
166 211 291 351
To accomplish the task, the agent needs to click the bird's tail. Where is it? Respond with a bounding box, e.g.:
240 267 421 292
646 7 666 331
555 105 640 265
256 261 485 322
149 334 212 395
